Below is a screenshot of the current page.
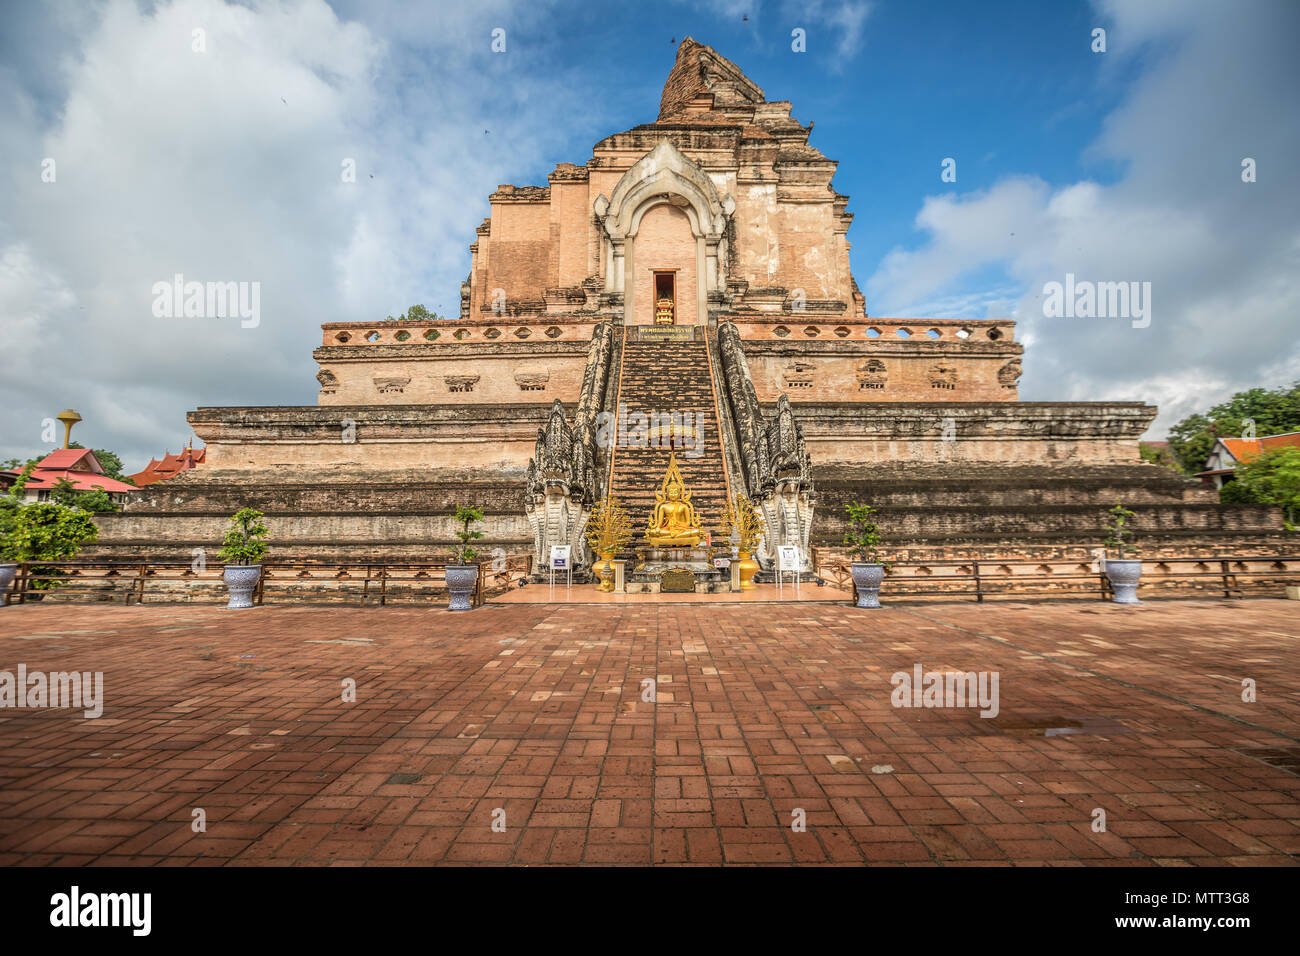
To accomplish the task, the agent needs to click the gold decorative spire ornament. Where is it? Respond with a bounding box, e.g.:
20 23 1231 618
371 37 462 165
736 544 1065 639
718 492 766 590
646 452 703 547
585 496 633 591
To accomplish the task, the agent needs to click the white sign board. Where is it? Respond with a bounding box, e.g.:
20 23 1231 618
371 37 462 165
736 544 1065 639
776 545 801 595
713 557 731 569
548 545 572 591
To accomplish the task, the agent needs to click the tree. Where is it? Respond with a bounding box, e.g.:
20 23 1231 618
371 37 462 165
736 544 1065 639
395 303 444 322
1226 447 1300 527
1167 381 1300 473
0 495 20 559
93 449 130 483
8 461 37 496
49 478 119 514
4 502 100 588
1103 503 1139 558
1139 442 1180 472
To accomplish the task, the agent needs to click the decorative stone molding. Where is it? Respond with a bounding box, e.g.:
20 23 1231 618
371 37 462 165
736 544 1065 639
857 359 887 389
782 362 816 389
316 369 338 393
444 375 479 393
597 139 735 324
929 364 957 390
515 371 549 392
716 321 815 573
999 358 1022 388
373 376 410 395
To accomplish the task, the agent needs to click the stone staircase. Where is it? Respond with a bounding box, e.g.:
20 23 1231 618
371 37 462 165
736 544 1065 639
608 329 732 550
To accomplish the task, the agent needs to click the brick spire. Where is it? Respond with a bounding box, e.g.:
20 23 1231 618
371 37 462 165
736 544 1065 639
658 37 764 120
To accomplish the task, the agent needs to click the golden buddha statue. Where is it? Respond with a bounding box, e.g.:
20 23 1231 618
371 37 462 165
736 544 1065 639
646 453 703 547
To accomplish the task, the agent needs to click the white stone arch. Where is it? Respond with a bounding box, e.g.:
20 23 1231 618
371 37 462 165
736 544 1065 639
595 139 735 325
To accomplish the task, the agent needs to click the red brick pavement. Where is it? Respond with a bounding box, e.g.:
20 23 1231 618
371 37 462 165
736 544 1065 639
0 598 1296 866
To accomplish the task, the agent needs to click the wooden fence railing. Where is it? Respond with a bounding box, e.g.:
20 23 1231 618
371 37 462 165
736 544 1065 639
812 552 1300 603
2 552 1294 606
1 554 535 607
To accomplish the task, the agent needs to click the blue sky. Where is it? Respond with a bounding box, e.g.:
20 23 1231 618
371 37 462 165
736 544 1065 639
481 0 1133 271
1 0 1298 470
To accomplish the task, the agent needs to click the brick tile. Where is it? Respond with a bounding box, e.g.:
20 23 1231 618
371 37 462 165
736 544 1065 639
0 600 1295 869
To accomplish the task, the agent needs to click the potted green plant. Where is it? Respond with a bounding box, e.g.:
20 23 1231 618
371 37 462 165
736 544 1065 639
1102 503 1141 604
217 508 269 609
446 505 484 610
844 503 885 608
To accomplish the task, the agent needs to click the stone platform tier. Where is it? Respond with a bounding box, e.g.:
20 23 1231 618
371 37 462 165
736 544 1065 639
607 328 732 550
86 468 535 563
84 459 1288 569
812 461 1288 557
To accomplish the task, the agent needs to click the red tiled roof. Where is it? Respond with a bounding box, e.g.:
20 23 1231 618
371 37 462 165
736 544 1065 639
1220 438 1261 461
1220 432 1300 465
1261 432 1300 452
36 448 97 471
128 445 206 487
17 447 137 492
23 471 136 493
1197 431 1300 478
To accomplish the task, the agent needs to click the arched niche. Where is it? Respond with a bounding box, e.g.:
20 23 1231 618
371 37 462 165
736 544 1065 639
595 139 735 325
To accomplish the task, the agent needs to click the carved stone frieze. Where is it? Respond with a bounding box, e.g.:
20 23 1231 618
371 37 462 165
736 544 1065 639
373 376 410 394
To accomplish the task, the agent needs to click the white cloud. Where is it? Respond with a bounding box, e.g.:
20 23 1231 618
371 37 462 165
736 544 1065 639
0 0 592 470
864 0 1300 437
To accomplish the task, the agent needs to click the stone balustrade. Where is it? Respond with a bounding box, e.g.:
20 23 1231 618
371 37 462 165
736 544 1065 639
320 316 597 347
730 316 1017 343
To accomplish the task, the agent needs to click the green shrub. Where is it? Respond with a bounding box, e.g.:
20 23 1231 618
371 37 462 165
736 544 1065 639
451 505 484 565
4 502 99 589
217 508 270 565
843 503 884 564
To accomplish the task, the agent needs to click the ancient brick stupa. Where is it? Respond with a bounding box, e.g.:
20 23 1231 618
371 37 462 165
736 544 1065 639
96 38 1283 573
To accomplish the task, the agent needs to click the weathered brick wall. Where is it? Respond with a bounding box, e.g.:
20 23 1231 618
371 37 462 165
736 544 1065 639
812 462 1287 555
92 471 535 562
550 172 593 289
187 404 555 470
782 401 1156 465
315 352 588 405
632 204 698 325
90 457 1290 567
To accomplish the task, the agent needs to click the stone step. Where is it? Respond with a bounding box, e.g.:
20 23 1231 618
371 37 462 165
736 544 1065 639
611 330 730 550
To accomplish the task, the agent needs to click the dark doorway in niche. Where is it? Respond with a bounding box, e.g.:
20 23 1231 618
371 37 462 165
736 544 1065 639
654 271 676 325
